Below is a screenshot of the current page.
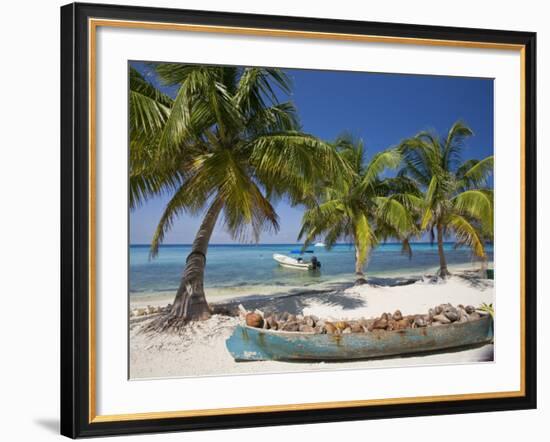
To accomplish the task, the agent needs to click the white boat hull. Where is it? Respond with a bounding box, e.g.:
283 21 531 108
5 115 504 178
273 253 312 270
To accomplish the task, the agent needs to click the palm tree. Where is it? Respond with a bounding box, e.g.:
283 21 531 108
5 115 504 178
130 64 347 330
298 136 419 284
398 121 494 277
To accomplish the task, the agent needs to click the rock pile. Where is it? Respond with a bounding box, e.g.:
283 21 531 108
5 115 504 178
245 303 483 335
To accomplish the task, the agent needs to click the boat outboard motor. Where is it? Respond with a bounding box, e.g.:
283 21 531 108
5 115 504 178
311 255 321 269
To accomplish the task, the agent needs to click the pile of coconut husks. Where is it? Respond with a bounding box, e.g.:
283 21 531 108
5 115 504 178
243 303 488 335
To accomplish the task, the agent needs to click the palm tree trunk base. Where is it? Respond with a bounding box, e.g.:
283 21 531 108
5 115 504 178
354 277 368 286
143 287 212 333
437 267 451 278
142 313 188 334
143 309 212 334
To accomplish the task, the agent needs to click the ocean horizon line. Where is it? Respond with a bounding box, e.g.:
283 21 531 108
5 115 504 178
129 241 484 247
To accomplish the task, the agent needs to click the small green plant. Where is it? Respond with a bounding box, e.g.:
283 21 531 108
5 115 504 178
477 302 494 319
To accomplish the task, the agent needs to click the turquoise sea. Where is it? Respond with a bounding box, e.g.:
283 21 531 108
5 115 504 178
130 243 493 300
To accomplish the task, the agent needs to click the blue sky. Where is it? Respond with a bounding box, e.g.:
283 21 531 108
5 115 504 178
130 62 494 245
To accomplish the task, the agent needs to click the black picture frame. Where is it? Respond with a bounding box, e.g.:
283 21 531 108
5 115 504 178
60 2 537 438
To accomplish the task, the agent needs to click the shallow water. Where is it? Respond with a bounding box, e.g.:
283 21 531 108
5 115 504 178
130 243 493 300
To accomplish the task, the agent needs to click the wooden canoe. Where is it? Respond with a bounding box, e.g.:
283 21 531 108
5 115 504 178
225 315 493 361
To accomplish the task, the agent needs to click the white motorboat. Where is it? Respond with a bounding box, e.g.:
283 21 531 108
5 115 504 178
273 253 321 270
314 242 325 247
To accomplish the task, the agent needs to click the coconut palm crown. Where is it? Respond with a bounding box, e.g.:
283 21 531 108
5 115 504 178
298 135 419 284
130 64 347 329
398 121 494 277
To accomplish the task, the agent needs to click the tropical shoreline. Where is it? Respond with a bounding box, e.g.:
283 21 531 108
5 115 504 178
129 261 493 309
130 264 494 379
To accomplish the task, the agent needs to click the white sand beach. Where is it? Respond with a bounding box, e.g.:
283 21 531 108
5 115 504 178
129 270 494 379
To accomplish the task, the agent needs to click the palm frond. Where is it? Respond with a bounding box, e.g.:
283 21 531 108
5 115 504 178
398 138 434 186
129 166 184 209
129 67 173 136
361 148 401 189
457 155 494 189
447 214 486 258
246 102 300 135
443 121 473 170
236 67 292 116
248 132 348 203
215 151 280 241
452 189 493 235
424 175 438 205
149 185 216 258
374 196 416 237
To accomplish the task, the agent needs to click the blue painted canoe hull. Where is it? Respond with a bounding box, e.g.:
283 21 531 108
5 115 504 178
225 316 493 361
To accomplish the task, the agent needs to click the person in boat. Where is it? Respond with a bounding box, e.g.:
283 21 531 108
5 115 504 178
311 255 321 269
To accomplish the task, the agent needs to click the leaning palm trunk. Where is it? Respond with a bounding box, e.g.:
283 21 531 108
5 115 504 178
354 247 368 285
436 223 450 278
479 255 488 277
148 200 223 332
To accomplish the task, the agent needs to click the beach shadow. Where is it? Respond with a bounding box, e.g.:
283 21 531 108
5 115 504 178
34 418 58 434
311 281 353 291
213 276 421 316
366 276 420 287
217 289 367 315
456 272 493 290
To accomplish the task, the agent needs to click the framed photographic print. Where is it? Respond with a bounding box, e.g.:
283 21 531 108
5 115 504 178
60 2 537 438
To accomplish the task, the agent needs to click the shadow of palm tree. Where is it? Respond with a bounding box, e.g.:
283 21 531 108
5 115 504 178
456 272 493 290
215 289 365 315
366 276 420 287
212 275 421 316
